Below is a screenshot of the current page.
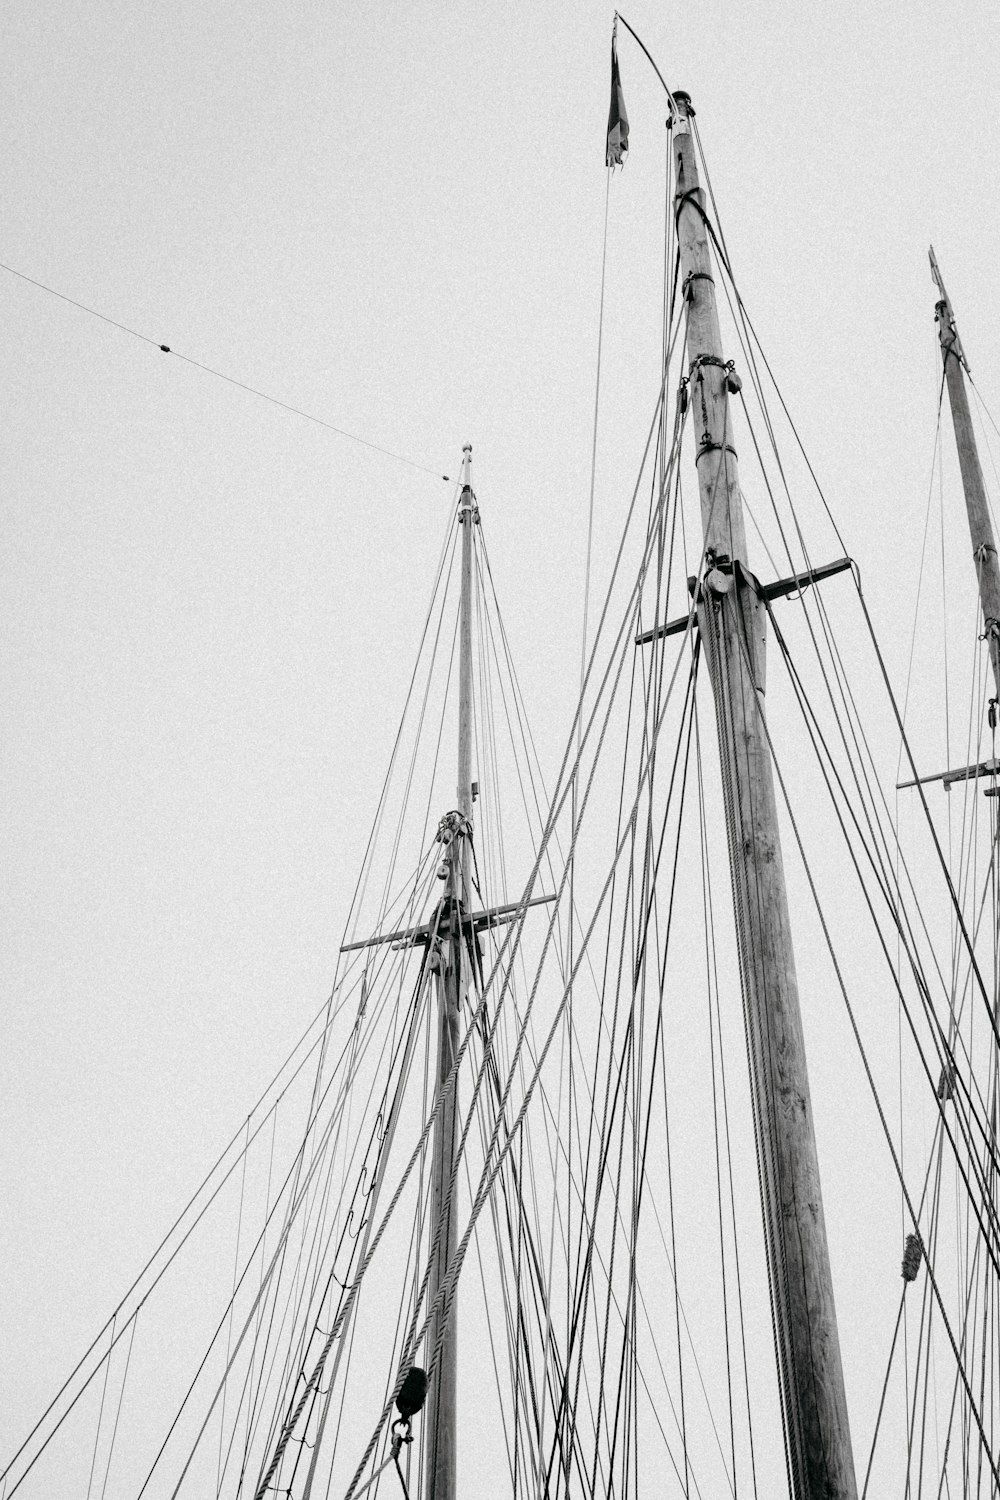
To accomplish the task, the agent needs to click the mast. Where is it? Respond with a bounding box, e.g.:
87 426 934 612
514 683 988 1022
671 93 858 1498
423 443 475 1500
930 248 1000 703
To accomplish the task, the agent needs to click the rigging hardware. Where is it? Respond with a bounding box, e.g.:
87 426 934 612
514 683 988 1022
901 1233 923 1283
635 555 854 645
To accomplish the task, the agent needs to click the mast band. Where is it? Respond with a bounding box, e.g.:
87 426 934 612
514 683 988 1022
683 271 715 297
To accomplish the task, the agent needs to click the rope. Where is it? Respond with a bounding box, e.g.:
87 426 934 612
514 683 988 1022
744 609 1000 1493
695 706 759 1498
1 984 350 1496
153 944 436 1498
766 597 1000 1234
98 1313 137 1500
84 1318 114 1500
263 436 710 1497
342 390 708 1499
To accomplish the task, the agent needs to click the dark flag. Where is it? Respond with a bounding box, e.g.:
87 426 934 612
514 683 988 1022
606 30 629 167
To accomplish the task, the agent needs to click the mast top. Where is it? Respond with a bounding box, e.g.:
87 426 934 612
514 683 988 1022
671 89 693 130
930 245 970 373
928 244 946 299
459 446 474 508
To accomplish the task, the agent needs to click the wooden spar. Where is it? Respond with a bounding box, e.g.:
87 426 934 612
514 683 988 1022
635 557 854 645
671 93 858 1499
338 894 556 952
423 443 475 1500
930 248 1000 702
457 445 475 843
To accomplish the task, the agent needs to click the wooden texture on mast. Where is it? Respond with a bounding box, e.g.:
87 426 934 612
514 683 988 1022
423 444 474 1500
671 93 858 1499
930 249 1000 701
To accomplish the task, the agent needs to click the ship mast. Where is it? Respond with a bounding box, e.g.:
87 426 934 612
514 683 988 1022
930 249 1000 703
423 443 475 1500
671 92 858 1498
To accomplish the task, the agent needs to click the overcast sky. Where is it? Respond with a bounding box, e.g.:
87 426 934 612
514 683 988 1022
3 0 999 1492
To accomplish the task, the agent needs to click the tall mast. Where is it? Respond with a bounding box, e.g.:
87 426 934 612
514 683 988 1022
423 443 475 1500
671 93 857 1498
930 249 1000 702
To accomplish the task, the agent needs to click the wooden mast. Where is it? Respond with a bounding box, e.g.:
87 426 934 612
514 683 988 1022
671 93 858 1498
930 249 1000 702
423 443 475 1500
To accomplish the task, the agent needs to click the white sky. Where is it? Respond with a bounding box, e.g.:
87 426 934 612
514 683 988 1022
3 0 999 1491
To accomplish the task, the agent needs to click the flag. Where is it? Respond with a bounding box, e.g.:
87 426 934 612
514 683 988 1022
606 33 629 167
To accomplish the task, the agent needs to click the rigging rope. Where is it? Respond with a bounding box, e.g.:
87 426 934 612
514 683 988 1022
744 605 1000 1492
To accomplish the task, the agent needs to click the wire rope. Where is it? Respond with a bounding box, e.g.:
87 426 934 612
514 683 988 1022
0 261 451 481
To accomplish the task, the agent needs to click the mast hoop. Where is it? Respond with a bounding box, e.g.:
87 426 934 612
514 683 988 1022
683 270 715 298
696 440 738 462
688 351 730 372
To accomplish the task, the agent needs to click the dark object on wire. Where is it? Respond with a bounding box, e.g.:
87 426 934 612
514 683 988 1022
395 1367 428 1421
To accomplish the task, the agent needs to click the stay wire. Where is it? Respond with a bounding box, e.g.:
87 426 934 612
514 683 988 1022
571 480 670 1496
687 127 850 558
635 682 703 1496
155 912 440 1500
84 1318 115 1500
695 105 999 1495
694 703 760 1498
462 1034 529 1489
1 980 358 1496
98 1313 138 1500
857 583 1000 1121
768 600 1000 1240
251 879 439 1474
179 976 408 1491
553 654 704 1500
0 260 451 481
268 937 438 1492
696 144 1000 1169
743 611 1000 1491
241 935 409 1474
556 378 689 1488
343 397 708 1500
683 231 804 1489
568 167 615 1461
348 504 461 960
343 279 711 1498
765 576 991 1153
217 1121 252 1496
